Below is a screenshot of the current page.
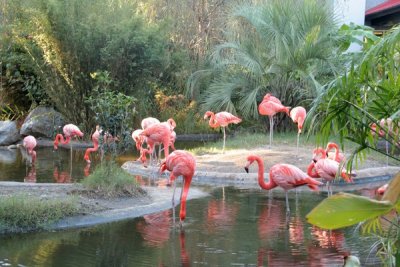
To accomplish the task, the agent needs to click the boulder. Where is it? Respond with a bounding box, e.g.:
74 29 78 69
20 106 65 138
0 121 21 146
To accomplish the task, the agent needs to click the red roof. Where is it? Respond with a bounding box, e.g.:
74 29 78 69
366 0 400 16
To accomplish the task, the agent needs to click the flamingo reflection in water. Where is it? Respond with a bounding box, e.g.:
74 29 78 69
205 199 239 234
24 166 37 183
136 210 172 248
53 166 72 183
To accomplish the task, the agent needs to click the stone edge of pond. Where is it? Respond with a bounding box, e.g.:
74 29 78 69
122 161 400 191
50 186 209 231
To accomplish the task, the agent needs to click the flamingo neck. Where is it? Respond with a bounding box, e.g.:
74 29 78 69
307 162 319 178
253 157 275 190
208 113 218 128
329 144 340 160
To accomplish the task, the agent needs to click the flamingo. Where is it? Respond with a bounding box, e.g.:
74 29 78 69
84 125 100 164
141 117 160 130
290 106 306 154
132 129 145 151
312 147 354 195
325 142 345 163
53 124 84 150
159 150 196 226
170 131 177 151
203 111 242 153
22 135 37 165
376 183 388 195
244 155 322 213
258 94 290 148
139 123 172 166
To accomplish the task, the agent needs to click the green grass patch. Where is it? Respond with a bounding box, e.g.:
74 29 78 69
0 194 79 233
81 160 145 198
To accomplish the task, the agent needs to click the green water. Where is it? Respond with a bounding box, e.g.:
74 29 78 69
0 187 380 266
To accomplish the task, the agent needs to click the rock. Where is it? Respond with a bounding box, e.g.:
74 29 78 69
20 106 65 138
0 148 17 164
0 121 21 146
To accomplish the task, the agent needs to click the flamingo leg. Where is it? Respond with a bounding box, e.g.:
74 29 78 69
285 191 290 214
296 132 300 156
269 116 274 148
222 127 226 153
172 180 177 224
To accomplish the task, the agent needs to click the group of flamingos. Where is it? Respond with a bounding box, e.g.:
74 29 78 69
19 92 390 225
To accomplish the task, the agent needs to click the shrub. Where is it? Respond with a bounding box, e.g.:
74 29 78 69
0 194 78 233
81 161 145 198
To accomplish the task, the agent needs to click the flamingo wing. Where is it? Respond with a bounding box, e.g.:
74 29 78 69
270 164 321 191
215 112 242 127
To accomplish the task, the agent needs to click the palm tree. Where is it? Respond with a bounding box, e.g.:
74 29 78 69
187 0 341 124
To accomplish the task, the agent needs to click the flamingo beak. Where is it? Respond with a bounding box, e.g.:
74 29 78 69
313 159 317 163
244 167 249 173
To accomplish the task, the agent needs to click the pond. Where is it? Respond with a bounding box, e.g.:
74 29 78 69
0 141 382 266
0 187 379 266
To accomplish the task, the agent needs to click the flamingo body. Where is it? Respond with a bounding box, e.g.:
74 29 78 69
139 123 172 165
141 117 160 130
258 100 290 117
54 124 84 150
290 106 306 134
159 150 196 222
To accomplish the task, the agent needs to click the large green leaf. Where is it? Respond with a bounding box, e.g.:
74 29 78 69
306 193 393 230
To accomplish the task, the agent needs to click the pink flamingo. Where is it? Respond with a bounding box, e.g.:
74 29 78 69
312 147 354 195
204 111 242 152
84 126 100 164
139 123 172 166
53 124 84 150
325 142 345 163
290 106 306 154
22 135 37 165
132 129 145 151
376 183 388 196
141 117 160 130
244 154 322 213
159 150 196 226
258 94 290 148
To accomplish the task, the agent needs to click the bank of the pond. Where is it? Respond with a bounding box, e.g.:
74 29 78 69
0 182 208 233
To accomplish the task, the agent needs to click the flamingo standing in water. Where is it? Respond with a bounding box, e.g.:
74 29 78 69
290 106 306 155
204 111 242 153
258 94 290 148
84 125 100 164
22 135 37 165
244 155 322 213
312 147 354 195
53 124 84 150
159 150 196 226
139 123 172 166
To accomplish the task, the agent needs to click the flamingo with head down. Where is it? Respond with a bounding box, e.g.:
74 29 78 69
244 154 322 213
22 135 37 165
204 111 242 153
159 150 196 226
84 125 100 164
290 106 307 154
53 124 84 150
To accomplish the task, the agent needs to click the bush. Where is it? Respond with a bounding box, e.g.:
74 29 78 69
0 194 78 233
81 161 144 198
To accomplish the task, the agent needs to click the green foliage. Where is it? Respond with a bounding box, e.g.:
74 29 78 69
308 26 400 167
81 161 144 198
306 192 394 230
0 104 26 121
0 194 78 233
187 0 343 129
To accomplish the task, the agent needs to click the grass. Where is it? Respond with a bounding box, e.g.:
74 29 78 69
81 160 145 198
0 194 79 233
